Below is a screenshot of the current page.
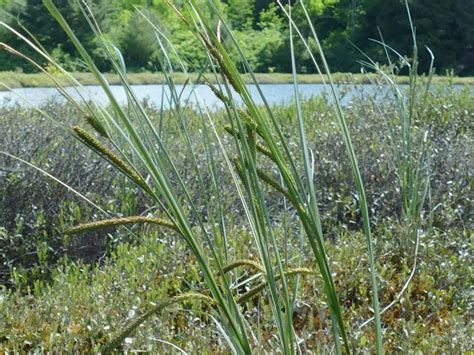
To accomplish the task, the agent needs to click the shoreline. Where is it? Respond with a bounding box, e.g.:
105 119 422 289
1 71 473 90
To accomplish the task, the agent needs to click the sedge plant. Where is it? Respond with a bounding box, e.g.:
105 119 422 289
0 0 418 353
355 1 434 244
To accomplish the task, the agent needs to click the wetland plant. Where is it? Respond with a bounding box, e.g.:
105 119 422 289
0 0 441 353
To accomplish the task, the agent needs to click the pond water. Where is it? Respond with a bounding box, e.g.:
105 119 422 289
0 83 471 109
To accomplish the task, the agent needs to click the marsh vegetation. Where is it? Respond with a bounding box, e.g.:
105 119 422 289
0 0 472 353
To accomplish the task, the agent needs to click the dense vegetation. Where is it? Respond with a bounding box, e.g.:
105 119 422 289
1 84 472 352
1 0 473 75
1 0 473 353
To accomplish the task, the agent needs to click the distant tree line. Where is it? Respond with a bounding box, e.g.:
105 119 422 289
1 0 473 75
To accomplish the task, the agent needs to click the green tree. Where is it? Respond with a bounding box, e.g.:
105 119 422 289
1 0 114 71
222 0 254 30
0 0 472 74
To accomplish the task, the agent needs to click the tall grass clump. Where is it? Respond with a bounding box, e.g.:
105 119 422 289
355 4 435 242
1 0 448 353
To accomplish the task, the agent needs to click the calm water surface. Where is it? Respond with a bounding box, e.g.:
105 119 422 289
0 83 471 109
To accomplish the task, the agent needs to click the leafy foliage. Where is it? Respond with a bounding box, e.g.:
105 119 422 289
1 0 473 74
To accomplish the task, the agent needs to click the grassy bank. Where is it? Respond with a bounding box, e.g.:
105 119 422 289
1 70 473 90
